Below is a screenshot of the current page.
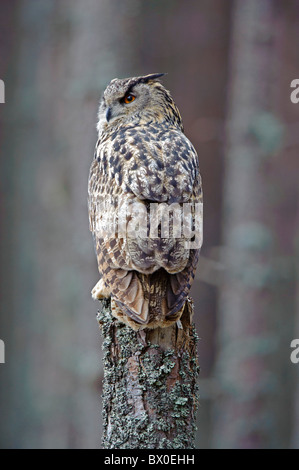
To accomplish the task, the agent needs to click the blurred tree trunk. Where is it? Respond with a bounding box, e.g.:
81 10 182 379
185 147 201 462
0 0 137 449
276 0 299 450
0 0 19 445
136 0 233 448
293 207 299 448
213 0 297 449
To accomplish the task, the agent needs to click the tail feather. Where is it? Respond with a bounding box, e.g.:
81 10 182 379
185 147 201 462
103 249 199 329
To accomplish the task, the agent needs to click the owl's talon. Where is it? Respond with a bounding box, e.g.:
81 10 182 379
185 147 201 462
91 279 110 300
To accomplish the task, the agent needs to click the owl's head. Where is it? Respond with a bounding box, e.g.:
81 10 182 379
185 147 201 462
97 73 183 133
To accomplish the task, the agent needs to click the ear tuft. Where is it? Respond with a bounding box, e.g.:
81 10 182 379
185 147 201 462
139 73 167 83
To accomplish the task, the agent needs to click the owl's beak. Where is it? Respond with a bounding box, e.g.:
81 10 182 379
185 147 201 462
106 107 112 122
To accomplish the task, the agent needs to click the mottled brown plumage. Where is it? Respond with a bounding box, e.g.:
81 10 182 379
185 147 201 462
88 73 202 330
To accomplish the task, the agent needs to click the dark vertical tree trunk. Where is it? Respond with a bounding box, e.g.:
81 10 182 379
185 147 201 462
99 299 199 449
135 1 233 448
213 0 298 449
275 0 299 449
292 206 299 448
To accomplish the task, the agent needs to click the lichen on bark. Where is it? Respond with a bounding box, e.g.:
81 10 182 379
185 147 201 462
98 298 199 449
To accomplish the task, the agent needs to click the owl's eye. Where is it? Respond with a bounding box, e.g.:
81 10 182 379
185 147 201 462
123 94 136 104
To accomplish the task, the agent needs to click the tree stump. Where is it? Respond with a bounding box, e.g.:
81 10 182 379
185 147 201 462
98 298 199 449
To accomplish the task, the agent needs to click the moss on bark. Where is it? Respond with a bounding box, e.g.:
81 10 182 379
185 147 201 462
98 298 199 449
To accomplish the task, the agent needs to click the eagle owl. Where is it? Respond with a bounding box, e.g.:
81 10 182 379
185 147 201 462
88 73 202 330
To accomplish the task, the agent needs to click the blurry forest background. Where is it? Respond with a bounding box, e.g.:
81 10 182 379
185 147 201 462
0 0 299 449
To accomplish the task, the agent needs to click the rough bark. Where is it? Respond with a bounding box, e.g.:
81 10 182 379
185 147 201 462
98 299 199 449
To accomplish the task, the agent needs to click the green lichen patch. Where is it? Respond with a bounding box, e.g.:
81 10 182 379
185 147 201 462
98 298 199 449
